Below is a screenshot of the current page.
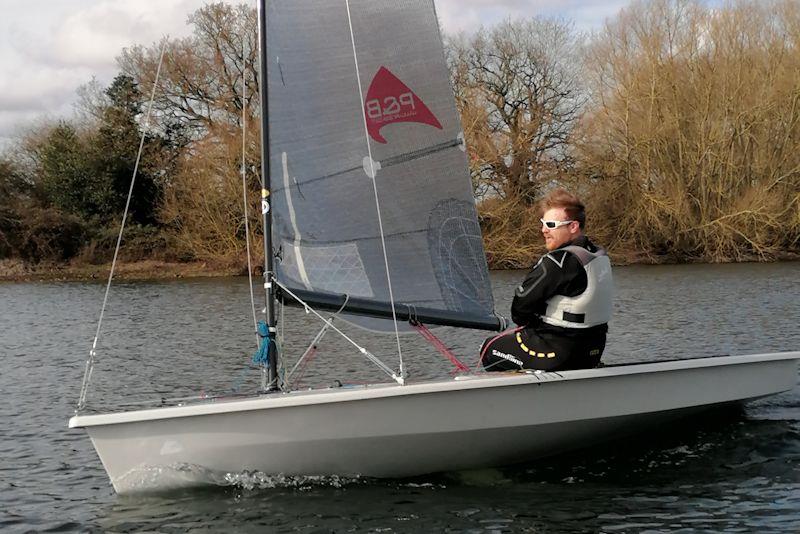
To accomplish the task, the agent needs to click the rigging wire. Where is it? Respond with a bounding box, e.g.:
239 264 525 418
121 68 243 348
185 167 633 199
214 26 274 396
274 280 402 383
77 39 169 412
285 295 349 387
241 31 259 347
344 0 405 383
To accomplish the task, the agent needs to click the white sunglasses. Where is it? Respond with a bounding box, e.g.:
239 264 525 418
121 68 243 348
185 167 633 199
540 218 574 229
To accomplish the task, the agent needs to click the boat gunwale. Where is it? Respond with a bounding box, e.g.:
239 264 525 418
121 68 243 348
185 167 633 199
68 352 800 429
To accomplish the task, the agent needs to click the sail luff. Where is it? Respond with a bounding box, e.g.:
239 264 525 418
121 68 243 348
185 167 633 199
257 0 278 389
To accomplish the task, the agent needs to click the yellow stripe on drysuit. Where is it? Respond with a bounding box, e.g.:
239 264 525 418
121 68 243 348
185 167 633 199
516 332 556 358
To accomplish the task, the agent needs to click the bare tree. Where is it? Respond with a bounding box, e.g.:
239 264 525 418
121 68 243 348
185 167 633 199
119 2 259 137
448 18 585 204
74 77 109 126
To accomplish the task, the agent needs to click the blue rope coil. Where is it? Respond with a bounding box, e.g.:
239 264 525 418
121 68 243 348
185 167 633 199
252 320 272 366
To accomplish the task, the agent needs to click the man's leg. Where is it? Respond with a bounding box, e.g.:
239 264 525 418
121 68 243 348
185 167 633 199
480 331 537 371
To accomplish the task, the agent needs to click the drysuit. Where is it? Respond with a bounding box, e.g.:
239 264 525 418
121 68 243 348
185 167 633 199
481 235 613 372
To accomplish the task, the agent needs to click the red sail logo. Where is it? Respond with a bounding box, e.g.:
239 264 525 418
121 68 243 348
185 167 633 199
364 66 443 143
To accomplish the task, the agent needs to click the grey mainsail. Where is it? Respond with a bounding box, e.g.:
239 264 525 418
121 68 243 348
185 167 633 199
266 0 499 331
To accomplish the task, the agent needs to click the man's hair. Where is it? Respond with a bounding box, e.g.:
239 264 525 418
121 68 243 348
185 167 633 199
540 188 586 229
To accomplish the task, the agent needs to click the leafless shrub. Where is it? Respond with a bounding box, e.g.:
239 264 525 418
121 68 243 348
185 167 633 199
576 0 800 262
159 126 262 269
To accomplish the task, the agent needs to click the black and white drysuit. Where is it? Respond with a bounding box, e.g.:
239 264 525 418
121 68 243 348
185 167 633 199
481 235 613 372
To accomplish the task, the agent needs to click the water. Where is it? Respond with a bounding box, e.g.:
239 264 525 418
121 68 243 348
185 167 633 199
1 262 798 532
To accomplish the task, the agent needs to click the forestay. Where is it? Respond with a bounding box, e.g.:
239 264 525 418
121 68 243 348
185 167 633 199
266 0 499 331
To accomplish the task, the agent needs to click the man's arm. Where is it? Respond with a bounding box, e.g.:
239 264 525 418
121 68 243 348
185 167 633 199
511 250 584 326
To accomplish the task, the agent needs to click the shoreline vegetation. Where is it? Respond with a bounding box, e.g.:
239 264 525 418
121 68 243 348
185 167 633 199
2 1 799 281
0 259 240 283
3 252 799 284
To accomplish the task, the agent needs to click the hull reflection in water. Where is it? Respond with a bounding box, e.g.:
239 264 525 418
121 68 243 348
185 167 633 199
69 353 799 494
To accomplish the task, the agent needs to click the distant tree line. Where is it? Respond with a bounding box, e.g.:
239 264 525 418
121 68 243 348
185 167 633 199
450 0 800 266
1 0 798 270
0 74 184 263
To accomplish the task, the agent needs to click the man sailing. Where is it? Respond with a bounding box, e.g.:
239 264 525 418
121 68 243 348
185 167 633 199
482 189 613 372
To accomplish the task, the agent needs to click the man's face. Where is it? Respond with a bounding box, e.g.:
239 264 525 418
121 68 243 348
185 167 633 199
541 207 581 251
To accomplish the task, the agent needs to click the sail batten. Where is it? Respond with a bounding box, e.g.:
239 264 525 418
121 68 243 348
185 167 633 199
271 138 463 195
267 0 499 331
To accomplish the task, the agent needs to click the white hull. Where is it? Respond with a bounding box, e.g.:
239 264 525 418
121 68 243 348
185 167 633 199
69 353 799 494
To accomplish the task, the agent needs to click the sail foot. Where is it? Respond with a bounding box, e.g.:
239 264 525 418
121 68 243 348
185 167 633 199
278 286 505 331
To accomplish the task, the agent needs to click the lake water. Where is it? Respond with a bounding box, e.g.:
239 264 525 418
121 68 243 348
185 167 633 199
1 262 798 532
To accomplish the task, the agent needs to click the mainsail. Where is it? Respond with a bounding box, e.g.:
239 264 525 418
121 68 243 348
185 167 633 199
266 0 500 331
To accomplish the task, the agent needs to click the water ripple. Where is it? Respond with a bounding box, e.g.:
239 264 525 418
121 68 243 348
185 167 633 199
1 264 799 532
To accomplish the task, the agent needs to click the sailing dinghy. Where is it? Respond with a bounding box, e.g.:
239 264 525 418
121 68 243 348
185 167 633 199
69 0 800 494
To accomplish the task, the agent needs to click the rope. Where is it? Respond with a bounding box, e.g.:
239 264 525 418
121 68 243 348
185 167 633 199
252 320 273 366
277 296 286 389
344 0 405 383
290 345 318 389
287 322 327 386
77 38 169 412
253 320 279 392
411 322 470 373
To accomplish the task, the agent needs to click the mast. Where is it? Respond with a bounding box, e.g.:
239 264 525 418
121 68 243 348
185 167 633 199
257 0 278 390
